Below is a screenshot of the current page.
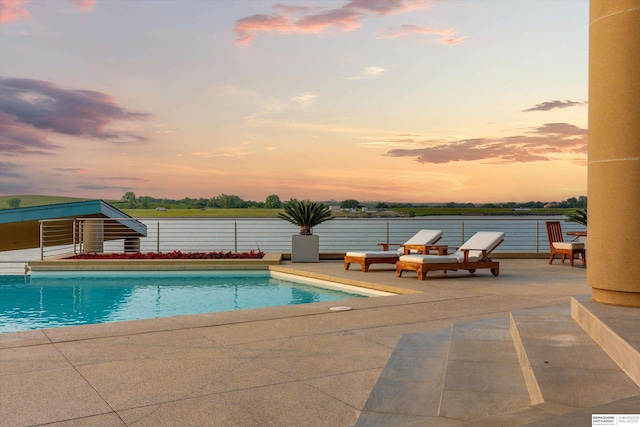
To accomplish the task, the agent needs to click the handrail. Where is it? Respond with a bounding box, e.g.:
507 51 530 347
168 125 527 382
35 216 586 260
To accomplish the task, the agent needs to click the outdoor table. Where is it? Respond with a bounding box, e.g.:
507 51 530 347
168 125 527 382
566 230 588 254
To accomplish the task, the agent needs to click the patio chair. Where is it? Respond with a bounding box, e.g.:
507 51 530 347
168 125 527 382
396 231 504 280
546 221 585 267
344 229 444 272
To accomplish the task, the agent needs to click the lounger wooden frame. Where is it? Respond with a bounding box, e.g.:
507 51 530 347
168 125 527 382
343 253 399 272
396 232 504 280
344 232 443 272
396 250 500 280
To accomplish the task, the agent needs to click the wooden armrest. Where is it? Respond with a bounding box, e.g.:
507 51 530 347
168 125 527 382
377 243 402 251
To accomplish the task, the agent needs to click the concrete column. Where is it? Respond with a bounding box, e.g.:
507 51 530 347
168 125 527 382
588 0 640 306
82 220 104 253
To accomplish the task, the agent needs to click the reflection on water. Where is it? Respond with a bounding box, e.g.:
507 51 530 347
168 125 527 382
0 274 364 333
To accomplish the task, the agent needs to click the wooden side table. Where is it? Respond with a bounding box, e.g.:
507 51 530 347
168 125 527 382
403 244 449 255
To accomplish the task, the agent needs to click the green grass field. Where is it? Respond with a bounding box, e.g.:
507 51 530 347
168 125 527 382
0 195 108 209
0 195 578 217
121 208 284 218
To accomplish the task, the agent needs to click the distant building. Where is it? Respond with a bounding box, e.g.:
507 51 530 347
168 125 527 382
512 208 532 213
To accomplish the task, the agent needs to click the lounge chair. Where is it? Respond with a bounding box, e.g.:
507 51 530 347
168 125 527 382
396 231 504 280
546 221 585 267
344 229 444 272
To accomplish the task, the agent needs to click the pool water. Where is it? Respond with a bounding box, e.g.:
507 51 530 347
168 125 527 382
0 271 371 333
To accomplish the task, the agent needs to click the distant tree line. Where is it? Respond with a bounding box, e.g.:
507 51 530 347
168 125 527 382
116 192 285 209
115 192 586 211
384 196 587 209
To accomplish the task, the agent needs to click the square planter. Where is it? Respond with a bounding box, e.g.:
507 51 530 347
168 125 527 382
291 234 319 263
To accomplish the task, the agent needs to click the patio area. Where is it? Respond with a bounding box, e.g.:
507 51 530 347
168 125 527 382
1 259 635 426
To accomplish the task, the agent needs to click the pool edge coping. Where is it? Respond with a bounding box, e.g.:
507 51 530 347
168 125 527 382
27 252 283 271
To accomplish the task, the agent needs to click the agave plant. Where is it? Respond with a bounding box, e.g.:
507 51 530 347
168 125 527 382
566 208 587 226
278 200 333 235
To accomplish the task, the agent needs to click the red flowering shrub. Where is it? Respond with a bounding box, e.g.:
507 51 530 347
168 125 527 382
67 250 264 260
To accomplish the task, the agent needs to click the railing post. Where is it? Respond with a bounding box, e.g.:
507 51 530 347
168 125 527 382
157 221 160 253
386 221 389 246
73 219 77 254
77 220 82 253
536 221 540 253
234 221 238 253
461 220 465 245
39 221 44 260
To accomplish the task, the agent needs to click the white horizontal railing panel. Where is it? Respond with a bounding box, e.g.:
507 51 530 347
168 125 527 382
35 216 587 260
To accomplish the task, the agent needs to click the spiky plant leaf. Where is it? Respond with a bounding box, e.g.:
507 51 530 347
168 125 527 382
278 200 333 235
566 209 587 226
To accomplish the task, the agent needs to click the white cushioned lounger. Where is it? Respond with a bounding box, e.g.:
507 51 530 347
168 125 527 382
396 231 504 280
344 229 443 272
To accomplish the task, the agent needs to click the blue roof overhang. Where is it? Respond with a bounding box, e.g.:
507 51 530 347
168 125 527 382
0 200 146 251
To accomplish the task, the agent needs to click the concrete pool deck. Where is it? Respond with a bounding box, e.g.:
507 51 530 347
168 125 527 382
1 259 638 426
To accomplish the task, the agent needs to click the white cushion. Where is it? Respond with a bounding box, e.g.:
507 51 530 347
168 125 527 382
552 242 584 250
349 230 443 256
459 232 505 252
399 253 480 264
346 251 398 258
403 230 443 246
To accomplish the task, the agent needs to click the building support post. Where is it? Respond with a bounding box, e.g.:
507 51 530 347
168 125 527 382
588 0 640 306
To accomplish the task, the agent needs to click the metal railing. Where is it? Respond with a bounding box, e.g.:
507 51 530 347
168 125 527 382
35 216 587 260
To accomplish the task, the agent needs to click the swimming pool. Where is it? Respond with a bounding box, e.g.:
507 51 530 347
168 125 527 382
0 271 387 333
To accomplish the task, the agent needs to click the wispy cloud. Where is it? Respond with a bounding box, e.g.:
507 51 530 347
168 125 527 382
0 0 96 24
68 0 96 12
0 161 24 178
0 78 150 154
384 123 588 164
52 167 87 174
290 92 317 108
377 24 466 45
76 184 134 192
522 100 587 112
218 85 318 121
0 111 61 155
192 149 254 158
100 176 148 182
234 0 429 46
348 66 386 80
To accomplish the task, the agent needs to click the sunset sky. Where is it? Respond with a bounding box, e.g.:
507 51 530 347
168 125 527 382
0 0 589 203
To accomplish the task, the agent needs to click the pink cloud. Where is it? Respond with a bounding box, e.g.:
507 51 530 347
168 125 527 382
384 123 588 164
68 0 96 11
0 0 95 24
0 0 31 23
234 14 293 45
379 24 466 45
295 8 363 33
234 0 430 47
